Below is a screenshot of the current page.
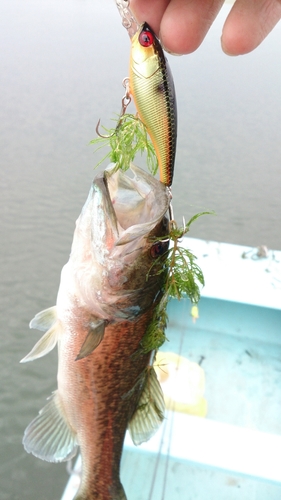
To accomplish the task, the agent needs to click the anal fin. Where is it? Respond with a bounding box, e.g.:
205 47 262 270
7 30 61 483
23 391 78 463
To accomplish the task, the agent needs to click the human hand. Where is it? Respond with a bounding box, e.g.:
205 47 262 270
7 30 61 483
130 0 281 55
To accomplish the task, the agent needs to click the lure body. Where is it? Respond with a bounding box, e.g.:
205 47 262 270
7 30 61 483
130 22 177 186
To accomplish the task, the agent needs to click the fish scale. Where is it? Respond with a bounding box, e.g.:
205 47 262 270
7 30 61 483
68 315 154 500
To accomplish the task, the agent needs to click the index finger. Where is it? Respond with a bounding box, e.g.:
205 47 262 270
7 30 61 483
130 0 224 54
130 0 170 35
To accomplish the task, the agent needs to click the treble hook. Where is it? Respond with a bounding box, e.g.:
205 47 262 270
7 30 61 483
95 119 115 139
96 77 132 139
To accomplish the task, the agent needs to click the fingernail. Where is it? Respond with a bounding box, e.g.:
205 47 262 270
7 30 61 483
163 47 183 56
159 31 183 56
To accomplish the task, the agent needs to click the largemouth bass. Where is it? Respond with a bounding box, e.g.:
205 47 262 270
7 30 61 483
130 22 177 187
21 164 171 500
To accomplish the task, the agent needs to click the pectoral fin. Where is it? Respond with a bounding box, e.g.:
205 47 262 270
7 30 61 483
20 321 62 363
75 319 106 360
23 391 78 462
128 367 165 445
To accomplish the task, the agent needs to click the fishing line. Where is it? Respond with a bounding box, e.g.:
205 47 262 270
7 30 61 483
148 304 186 500
147 409 169 500
148 202 188 499
160 321 185 500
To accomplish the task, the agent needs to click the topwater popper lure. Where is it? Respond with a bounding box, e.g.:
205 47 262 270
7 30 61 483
116 1 177 187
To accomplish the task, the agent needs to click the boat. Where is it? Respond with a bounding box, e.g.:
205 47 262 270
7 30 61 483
61 237 281 500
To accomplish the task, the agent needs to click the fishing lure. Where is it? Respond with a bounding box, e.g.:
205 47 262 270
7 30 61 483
129 22 177 186
116 1 177 187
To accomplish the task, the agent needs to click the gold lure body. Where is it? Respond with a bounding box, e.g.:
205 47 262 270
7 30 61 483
130 22 177 186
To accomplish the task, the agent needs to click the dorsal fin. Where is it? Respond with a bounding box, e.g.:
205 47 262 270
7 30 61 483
23 391 78 462
128 367 165 445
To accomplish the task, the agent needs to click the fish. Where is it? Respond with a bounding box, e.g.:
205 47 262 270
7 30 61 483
129 22 177 187
21 163 171 500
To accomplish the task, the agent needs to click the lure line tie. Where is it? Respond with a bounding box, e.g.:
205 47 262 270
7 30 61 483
115 0 140 38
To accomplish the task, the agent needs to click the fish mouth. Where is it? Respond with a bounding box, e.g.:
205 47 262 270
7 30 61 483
69 164 171 321
93 164 171 249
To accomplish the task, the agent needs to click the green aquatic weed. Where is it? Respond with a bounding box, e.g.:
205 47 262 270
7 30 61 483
149 212 214 302
90 114 158 175
139 211 214 354
164 214 210 302
138 292 169 355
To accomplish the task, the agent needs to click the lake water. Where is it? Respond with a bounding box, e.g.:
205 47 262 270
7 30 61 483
1 0 281 498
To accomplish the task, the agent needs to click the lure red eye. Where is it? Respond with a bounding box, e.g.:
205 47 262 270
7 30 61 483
139 30 154 47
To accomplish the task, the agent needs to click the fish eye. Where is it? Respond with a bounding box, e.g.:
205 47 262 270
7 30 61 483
139 30 154 47
150 240 169 259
